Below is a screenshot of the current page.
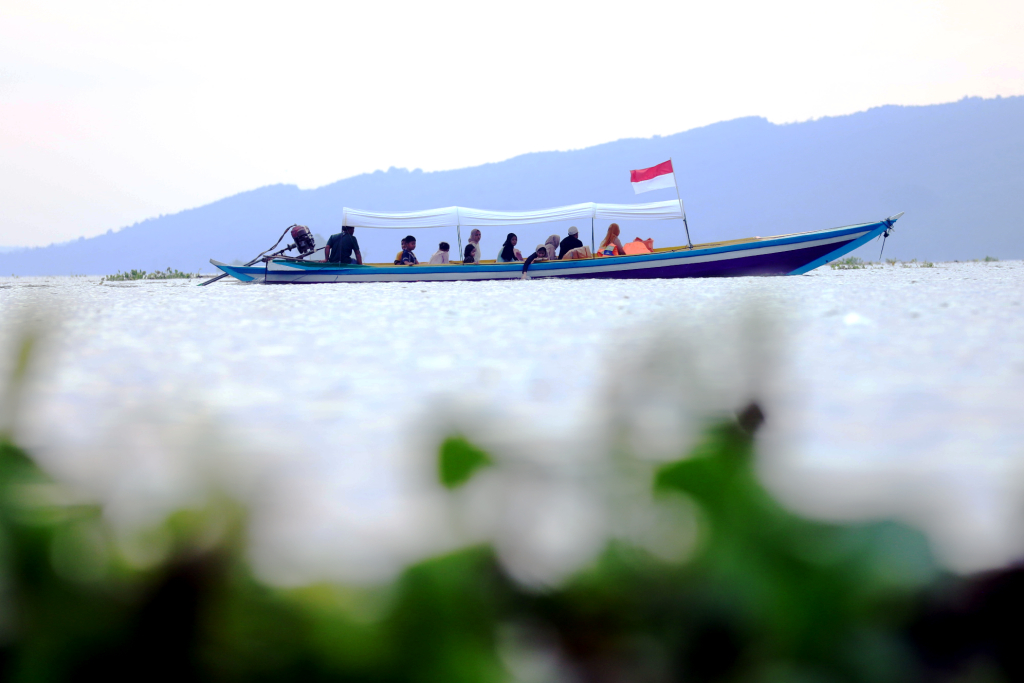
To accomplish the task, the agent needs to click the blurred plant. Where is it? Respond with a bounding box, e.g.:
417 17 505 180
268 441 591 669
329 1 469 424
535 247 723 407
439 435 493 489
983 256 999 262
0 325 1021 682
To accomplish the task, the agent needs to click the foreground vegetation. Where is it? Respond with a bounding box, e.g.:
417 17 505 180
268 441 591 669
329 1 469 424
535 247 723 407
0 332 1019 682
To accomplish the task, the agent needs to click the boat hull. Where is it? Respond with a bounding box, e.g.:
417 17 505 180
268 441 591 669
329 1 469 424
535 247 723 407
209 260 265 282
213 219 893 285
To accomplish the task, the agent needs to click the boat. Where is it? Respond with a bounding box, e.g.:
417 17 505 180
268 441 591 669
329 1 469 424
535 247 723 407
208 200 902 284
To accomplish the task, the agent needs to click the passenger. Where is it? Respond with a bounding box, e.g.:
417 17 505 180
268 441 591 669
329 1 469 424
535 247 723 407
522 245 548 274
395 235 419 265
463 243 479 264
429 241 450 264
544 235 560 262
394 237 408 265
496 233 523 262
467 229 483 261
599 223 626 256
558 226 584 259
325 225 362 264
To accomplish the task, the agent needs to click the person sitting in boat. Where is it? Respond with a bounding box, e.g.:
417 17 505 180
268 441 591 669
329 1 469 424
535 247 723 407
463 243 479 264
598 223 626 256
394 236 419 265
558 226 583 259
544 235 560 262
467 229 483 261
325 225 362 264
522 244 548 274
429 242 450 264
496 233 523 262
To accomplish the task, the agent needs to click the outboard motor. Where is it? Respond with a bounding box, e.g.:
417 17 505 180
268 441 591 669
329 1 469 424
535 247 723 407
289 224 316 256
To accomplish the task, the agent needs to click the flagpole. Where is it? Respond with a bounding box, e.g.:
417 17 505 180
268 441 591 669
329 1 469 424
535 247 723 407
670 157 693 249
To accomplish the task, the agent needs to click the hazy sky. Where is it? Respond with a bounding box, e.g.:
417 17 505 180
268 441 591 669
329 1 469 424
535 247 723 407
2 0 1022 247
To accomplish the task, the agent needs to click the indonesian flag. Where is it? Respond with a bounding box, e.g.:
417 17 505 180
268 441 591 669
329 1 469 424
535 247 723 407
630 159 676 194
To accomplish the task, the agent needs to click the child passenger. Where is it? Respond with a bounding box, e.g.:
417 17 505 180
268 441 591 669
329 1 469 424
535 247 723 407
394 236 419 265
522 245 548 273
429 242 450 264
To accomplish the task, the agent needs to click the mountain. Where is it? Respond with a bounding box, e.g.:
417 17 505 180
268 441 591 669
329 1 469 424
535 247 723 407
3 96 1022 276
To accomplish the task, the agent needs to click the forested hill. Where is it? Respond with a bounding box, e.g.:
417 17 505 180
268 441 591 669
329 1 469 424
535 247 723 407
4 96 1022 275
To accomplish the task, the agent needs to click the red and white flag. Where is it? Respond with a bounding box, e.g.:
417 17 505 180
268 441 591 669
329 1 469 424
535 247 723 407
630 160 676 194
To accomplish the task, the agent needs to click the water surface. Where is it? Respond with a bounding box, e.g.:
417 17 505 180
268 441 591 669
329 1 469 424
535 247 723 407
2 262 1021 580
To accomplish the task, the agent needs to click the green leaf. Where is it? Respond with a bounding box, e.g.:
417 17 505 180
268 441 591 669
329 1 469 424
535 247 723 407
438 436 491 489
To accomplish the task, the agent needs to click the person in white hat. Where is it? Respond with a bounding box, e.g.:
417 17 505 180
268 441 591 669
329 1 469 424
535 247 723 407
557 225 583 260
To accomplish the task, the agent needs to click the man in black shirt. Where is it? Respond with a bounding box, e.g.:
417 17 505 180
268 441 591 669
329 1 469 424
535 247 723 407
558 225 583 259
325 225 362 264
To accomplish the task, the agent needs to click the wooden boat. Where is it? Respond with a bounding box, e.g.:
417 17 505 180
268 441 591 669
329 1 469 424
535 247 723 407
209 201 902 284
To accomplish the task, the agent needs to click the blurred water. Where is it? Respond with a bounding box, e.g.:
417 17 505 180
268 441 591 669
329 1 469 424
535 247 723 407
1 261 1022 580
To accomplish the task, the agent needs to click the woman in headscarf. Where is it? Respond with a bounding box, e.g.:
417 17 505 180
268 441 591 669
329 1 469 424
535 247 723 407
599 223 626 256
463 243 479 264
544 234 560 262
467 229 483 260
496 233 522 262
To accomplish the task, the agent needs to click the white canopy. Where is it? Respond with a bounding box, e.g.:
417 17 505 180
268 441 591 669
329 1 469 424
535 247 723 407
340 200 683 229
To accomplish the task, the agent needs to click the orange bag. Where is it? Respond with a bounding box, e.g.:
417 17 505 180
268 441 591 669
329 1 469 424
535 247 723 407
622 238 654 255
